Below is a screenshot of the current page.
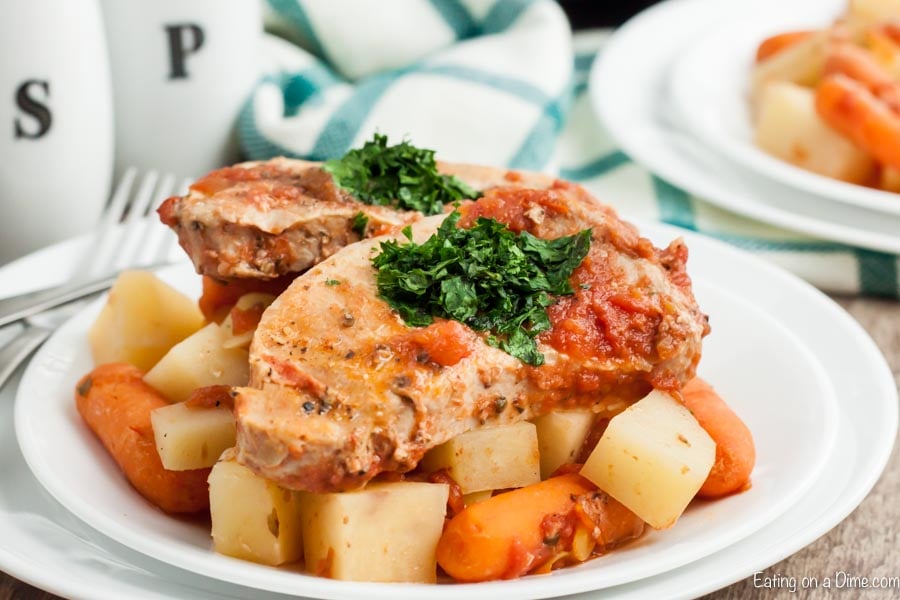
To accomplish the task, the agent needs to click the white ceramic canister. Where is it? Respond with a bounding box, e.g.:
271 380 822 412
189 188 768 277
100 0 262 181
0 0 114 265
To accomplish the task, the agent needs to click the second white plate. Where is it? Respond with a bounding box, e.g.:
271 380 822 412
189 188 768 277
593 0 900 253
670 0 900 216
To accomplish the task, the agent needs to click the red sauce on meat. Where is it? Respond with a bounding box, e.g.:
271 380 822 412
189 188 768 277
454 185 692 396
544 248 663 363
458 187 667 367
399 320 477 367
458 187 569 232
190 165 280 196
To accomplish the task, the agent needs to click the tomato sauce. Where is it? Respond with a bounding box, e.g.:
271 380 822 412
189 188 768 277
189 164 291 196
458 187 569 232
398 320 477 367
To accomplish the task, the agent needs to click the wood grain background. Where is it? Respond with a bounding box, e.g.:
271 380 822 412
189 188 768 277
2 295 898 599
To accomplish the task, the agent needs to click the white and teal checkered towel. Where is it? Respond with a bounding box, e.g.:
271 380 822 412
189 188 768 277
240 0 900 298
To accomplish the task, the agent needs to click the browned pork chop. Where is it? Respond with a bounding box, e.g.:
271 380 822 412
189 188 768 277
158 158 551 281
158 158 421 280
233 178 708 493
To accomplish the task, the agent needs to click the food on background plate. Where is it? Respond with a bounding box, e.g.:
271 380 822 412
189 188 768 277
74 136 754 584
751 0 900 191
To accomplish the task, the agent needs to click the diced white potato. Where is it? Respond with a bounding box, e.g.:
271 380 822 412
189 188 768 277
208 452 303 566
751 30 828 102
299 481 448 582
144 323 249 403
850 0 900 22
88 270 204 371
151 402 235 470
866 27 900 80
220 292 276 349
533 409 595 479
462 490 493 507
580 390 715 530
419 421 540 493
755 82 876 184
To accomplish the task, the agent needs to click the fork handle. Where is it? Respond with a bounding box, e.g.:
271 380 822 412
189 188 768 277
0 325 52 391
0 275 120 329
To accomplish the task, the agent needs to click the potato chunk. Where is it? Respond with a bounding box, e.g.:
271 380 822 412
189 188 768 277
850 0 900 21
88 270 204 371
299 482 448 582
144 323 249 402
580 390 715 530
755 82 875 184
751 31 828 99
533 409 595 478
208 452 303 566
420 422 540 493
151 402 235 470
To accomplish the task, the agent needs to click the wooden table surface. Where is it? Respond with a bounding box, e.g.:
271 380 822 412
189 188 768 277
2 296 898 600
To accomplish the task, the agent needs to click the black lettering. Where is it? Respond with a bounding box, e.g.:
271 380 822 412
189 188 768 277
165 23 205 79
14 79 51 139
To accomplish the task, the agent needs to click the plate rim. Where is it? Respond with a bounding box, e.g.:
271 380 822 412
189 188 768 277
591 0 900 254
13 222 841 600
669 0 900 216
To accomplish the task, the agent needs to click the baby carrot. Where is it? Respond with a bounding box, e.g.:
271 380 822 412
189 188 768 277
682 378 755 498
755 31 813 63
436 473 595 582
75 363 210 514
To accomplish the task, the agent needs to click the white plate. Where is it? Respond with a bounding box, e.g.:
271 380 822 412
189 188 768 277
592 0 900 253
15 223 838 599
670 0 900 216
0 221 895 599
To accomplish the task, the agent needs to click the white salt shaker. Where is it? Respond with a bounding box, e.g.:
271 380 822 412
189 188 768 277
0 0 114 264
100 0 263 181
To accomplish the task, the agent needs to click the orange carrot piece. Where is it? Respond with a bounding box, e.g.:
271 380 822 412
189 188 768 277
755 30 814 63
816 73 900 170
198 275 293 323
436 473 595 582
75 363 210 514
682 378 755 498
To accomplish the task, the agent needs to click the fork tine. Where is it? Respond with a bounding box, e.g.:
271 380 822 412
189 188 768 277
75 167 137 280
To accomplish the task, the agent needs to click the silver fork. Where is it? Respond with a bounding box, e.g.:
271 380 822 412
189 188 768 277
0 170 190 390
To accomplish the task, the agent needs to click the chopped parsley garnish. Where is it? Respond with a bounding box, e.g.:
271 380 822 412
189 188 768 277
323 134 479 216
325 279 341 286
372 211 592 366
351 211 369 237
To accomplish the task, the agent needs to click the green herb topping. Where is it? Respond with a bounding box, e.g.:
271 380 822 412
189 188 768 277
323 134 479 216
372 211 592 366
351 211 369 237
325 279 341 286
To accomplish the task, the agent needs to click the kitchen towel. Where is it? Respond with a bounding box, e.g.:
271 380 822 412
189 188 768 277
239 0 900 298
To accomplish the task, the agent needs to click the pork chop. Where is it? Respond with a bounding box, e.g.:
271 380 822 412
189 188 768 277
233 178 708 493
157 158 420 280
158 158 559 281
